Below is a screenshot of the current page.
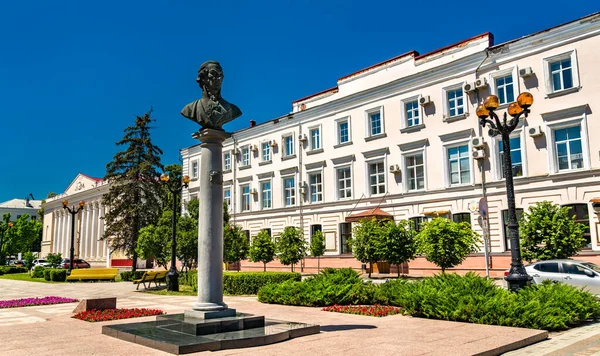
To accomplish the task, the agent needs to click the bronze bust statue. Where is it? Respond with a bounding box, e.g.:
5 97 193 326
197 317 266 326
181 61 242 130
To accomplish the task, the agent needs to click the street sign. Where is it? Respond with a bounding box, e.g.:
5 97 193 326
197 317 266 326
478 198 489 218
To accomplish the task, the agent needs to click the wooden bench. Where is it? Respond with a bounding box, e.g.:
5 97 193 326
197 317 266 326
66 268 119 282
133 270 169 290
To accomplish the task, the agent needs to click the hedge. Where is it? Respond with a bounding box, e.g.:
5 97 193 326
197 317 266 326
31 266 45 278
179 270 301 295
43 269 67 282
0 266 28 275
120 271 146 282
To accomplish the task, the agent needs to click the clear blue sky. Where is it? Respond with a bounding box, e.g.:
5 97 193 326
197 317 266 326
0 1 597 202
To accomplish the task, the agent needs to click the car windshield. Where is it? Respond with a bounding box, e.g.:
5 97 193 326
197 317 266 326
581 262 600 273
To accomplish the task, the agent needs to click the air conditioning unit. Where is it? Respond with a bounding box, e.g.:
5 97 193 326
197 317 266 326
528 126 543 137
519 67 534 77
251 144 258 152
419 95 431 106
474 77 488 89
299 134 307 143
389 164 400 174
463 82 476 93
471 137 486 148
473 149 487 160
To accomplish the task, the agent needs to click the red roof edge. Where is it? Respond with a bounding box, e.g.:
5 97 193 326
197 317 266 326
337 50 419 82
415 32 493 61
80 173 104 182
292 86 339 104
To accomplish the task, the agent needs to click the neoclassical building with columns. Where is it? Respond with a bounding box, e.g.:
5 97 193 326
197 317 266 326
41 173 147 268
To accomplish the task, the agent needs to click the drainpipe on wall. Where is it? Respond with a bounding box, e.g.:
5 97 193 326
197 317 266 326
298 121 305 272
232 134 237 226
475 48 491 278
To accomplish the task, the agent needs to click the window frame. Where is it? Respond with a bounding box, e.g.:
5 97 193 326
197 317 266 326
400 95 423 129
282 175 296 207
308 125 322 151
366 159 387 197
261 142 271 162
335 164 353 200
546 119 589 174
282 134 295 157
339 222 352 254
223 187 232 209
335 117 352 145
489 67 519 107
191 160 199 179
223 151 232 171
365 106 384 137
443 141 472 187
442 84 467 119
543 50 580 96
240 145 251 167
259 179 272 210
403 151 426 193
307 170 323 204
492 129 527 180
240 184 251 212
563 203 592 249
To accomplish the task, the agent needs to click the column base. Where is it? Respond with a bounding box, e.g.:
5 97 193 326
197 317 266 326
185 308 237 320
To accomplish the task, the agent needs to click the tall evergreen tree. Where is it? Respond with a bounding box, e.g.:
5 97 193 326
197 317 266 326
102 110 163 272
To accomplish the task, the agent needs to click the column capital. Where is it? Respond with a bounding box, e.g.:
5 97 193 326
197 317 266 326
193 129 231 145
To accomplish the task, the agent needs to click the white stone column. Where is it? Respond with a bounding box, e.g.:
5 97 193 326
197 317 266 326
53 213 60 253
83 206 91 259
96 205 103 258
191 129 232 314
65 213 72 257
90 203 98 259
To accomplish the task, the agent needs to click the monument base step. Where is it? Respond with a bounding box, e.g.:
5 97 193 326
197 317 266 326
102 313 319 355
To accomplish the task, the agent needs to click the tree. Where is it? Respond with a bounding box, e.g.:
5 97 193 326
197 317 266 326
276 226 307 272
520 201 587 263
223 224 250 267
102 110 164 273
46 192 58 199
310 230 325 272
136 211 172 269
0 213 42 265
46 253 62 268
23 251 36 270
177 213 198 271
249 230 276 272
350 217 384 278
379 220 416 277
415 217 480 272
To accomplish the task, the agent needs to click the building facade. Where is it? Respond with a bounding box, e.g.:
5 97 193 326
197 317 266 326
0 197 41 221
181 13 600 276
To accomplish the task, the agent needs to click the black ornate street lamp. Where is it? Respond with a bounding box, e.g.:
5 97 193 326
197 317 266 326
477 92 534 292
0 221 14 266
62 200 85 272
160 173 191 292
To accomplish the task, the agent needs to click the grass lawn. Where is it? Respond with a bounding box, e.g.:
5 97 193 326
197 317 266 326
0 273 63 284
141 284 197 296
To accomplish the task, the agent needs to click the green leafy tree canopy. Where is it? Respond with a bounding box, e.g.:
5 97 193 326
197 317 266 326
249 230 276 271
415 217 480 272
379 220 416 277
276 226 307 271
520 201 587 262
136 211 172 269
46 252 62 268
0 213 42 265
223 224 250 265
350 217 384 277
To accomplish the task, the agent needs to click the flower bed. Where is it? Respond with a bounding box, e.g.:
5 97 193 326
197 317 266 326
73 308 165 322
322 304 401 317
0 296 78 309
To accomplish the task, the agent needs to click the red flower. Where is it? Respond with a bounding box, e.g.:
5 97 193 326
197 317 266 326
73 308 165 322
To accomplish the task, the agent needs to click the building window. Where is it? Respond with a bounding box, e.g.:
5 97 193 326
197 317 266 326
283 177 295 206
191 161 199 179
499 136 523 178
409 217 426 232
284 135 294 156
261 143 271 161
405 100 420 127
337 119 350 144
554 125 583 171
242 230 250 243
241 147 251 167
368 161 385 195
309 127 321 150
309 172 323 203
241 185 251 212
495 75 514 105
502 208 524 250
337 167 352 199
405 154 425 191
339 223 352 254
261 181 272 209
262 228 272 237
224 152 231 171
447 88 464 117
452 213 471 225
310 224 322 241
367 109 383 136
447 145 470 185
224 188 231 208
564 204 591 249
550 58 573 92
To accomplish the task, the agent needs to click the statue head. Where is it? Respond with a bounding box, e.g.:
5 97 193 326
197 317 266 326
196 61 223 99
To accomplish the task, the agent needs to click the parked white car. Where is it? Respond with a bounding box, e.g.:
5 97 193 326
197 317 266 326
508 259 600 296
32 259 51 268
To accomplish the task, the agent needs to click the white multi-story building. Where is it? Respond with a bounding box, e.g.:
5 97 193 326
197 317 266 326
182 13 600 276
0 197 41 221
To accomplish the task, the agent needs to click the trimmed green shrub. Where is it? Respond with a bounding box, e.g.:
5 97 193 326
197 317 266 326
120 271 145 282
50 269 67 282
223 272 300 295
43 268 52 281
31 266 45 278
0 266 28 275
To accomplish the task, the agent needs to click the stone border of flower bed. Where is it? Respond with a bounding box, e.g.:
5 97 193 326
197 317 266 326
73 308 165 322
322 305 401 317
0 296 78 309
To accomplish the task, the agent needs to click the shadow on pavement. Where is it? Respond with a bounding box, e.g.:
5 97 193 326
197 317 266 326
320 324 377 332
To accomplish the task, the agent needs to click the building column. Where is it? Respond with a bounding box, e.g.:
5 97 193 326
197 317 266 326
84 206 91 259
60 212 66 256
53 212 60 254
65 213 72 257
90 203 98 259
96 204 103 259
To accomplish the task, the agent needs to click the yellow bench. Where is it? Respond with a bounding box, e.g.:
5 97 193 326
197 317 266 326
66 268 119 282
133 270 168 290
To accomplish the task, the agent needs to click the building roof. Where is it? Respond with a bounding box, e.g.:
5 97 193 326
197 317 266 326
80 173 103 182
0 198 42 210
345 208 393 223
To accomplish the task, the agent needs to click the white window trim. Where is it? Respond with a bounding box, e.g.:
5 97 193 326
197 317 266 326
545 115 590 174
442 83 467 119
335 116 352 145
400 95 423 129
489 67 519 108
223 151 232 171
401 148 427 193
365 106 385 137
240 145 251 167
282 175 297 207
223 186 232 211
260 141 272 162
364 154 388 197
282 133 295 157
259 179 273 210
240 184 251 212
308 124 323 151
491 127 528 181
442 139 474 187
334 163 354 201
191 160 199 179
542 49 580 96
306 167 324 204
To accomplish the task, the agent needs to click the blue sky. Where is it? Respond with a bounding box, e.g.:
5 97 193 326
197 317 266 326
0 1 597 203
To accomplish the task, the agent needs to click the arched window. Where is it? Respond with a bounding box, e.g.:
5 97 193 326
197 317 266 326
563 204 591 249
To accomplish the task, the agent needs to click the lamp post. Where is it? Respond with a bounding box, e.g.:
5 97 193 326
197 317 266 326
477 92 534 292
62 200 85 272
0 222 14 266
160 173 191 292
